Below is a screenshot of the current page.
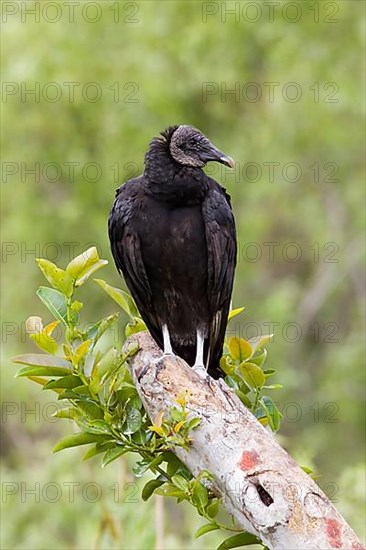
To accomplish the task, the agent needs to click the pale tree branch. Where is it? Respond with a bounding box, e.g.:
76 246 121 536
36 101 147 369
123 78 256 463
123 332 364 550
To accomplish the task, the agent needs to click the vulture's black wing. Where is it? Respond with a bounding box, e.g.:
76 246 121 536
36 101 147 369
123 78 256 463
108 178 163 348
202 180 237 377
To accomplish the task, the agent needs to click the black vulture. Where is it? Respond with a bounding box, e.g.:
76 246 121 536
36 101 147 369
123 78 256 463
108 125 237 379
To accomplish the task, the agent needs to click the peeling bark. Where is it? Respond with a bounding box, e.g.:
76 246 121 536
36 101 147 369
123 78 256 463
124 332 364 550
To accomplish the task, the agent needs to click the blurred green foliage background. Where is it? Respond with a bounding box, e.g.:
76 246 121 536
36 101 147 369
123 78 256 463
1 1 365 548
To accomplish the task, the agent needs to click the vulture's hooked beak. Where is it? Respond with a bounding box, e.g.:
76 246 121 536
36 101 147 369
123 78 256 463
218 154 236 169
202 143 236 169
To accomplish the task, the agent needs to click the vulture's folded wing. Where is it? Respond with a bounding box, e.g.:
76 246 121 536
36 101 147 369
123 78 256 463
202 182 237 376
108 179 163 348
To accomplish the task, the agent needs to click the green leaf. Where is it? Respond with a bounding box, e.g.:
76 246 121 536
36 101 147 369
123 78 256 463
53 407 78 419
71 385 91 396
155 485 188 500
142 479 165 501
12 353 72 368
165 453 184 477
206 499 220 518
132 455 164 477
94 279 137 318
263 369 276 376
53 432 111 452
191 481 208 510
234 390 252 408
125 316 147 337
96 346 119 378
260 396 282 432
194 523 220 539
228 306 245 321
71 300 83 313
147 455 165 473
250 348 268 367
83 442 115 461
238 362 265 389
170 406 183 422
188 417 201 430
171 474 190 492
75 401 104 420
36 259 74 297
132 459 150 477
228 337 253 362
197 469 215 483
116 384 138 403
87 420 112 435
219 355 234 376
16 366 73 377
85 314 119 342
36 287 77 326
125 407 142 434
301 465 314 475
102 446 128 467
66 247 108 286
44 375 82 390
217 532 260 550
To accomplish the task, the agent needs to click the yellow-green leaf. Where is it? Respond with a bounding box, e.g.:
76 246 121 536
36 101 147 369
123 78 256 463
248 334 273 353
94 279 137 318
149 425 164 436
174 420 187 433
238 362 265 389
29 332 58 355
228 337 253 362
27 320 60 355
36 259 74 297
66 247 107 286
228 306 245 321
66 246 98 276
74 339 92 363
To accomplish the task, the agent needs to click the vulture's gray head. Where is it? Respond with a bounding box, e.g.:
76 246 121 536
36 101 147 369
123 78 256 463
168 125 235 169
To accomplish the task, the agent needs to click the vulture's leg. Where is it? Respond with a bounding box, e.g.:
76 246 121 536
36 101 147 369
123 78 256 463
192 329 207 378
162 324 174 355
149 324 175 371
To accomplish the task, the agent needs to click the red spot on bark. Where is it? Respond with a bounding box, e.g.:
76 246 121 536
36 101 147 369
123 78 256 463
239 450 259 470
352 542 365 550
325 519 342 548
